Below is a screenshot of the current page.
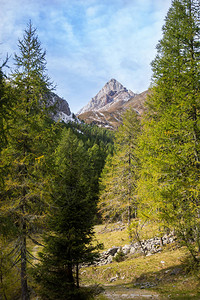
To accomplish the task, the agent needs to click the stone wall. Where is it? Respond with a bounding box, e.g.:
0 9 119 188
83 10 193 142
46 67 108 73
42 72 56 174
96 233 176 266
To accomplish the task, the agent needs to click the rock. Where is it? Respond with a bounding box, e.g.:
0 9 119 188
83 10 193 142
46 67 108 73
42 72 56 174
140 282 157 289
107 255 113 264
122 244 131 255
92 232 177 266
146 253 153 257
106 247 119 256
129 247 136 254
47 92 72 122
110 275 118 282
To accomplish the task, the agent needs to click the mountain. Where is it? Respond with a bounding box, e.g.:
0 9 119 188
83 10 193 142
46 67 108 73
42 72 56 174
48 92 76 123
77 79 148 130
78 78 136 115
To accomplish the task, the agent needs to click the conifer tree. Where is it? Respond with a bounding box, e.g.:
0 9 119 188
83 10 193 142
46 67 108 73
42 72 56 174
0 56 9 151
99 109 141 224
33 128 98 300
0 21 55 299
0 57 9 191
98 153 119 222
0 56 20 300
137 0 200 259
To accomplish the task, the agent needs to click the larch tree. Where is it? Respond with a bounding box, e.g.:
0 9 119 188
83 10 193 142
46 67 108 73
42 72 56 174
0 55 20 300
137 0 200 260
99 109 141 225
98 153 120 222
0 56 9 193
0 21 56 299
0 55 10 151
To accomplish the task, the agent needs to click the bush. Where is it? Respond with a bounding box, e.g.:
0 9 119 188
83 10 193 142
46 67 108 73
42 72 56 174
113 249 125 262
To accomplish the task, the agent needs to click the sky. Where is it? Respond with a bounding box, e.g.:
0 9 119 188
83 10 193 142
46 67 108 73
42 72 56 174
0 0 172 113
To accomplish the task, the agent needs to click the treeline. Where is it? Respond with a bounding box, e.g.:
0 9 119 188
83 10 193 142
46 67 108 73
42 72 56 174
0 22 113 300
99 0 200 261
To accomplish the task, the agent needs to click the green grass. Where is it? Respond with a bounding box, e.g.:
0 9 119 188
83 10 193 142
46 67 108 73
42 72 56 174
81 223 200 299
94 223 130 251
2 223 200 299
93 221 165 252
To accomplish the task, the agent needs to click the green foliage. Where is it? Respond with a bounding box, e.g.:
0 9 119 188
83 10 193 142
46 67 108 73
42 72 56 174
113 248 125 262
0 30 113 297
0 21 58 299
33 128 99 299
0 56 12 151
137 0 200 261
61 122 114 224
0 239 21 300
99 109 141 223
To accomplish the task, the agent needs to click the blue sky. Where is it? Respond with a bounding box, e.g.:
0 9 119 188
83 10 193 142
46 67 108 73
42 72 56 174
1 0 171 113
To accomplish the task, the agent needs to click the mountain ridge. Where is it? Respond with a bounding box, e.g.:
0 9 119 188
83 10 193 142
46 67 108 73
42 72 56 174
52 79 148 129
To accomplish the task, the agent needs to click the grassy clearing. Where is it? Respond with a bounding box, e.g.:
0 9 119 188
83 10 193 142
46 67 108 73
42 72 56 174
93 221 164 252
81 223 200 299
93 223 130 251
2 223 200 299
80 245 185 285
81 246 200 298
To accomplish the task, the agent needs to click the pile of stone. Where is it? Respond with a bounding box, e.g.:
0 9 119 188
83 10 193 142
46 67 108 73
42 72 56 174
96 233 176 266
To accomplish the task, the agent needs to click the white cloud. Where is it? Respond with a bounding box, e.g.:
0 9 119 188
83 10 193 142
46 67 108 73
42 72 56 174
77 0 170 94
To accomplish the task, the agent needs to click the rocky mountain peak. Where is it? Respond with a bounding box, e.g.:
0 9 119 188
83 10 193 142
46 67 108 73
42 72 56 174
103 78 125 92
47 92 77 123
77 78 136 115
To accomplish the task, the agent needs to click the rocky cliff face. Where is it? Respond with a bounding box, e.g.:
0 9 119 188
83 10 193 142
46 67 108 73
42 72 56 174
51 93 71 116
78 78 136 115
48 92 76 123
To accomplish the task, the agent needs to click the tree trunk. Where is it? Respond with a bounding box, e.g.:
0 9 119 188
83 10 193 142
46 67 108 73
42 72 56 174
67 263 74 286
21 222 29 300
76 263 79 288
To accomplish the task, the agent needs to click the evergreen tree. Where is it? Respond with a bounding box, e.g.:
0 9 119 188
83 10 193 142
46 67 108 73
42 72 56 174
0 21 56 299
98 153 119 222
99 109 141 224
88 143 106 204
33 128 98 300
0 56 21 300
137 0 200 260
0 55 10 151
0 56 9 193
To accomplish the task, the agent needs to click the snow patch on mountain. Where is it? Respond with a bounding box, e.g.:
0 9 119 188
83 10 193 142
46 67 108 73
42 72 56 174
48 92 80 124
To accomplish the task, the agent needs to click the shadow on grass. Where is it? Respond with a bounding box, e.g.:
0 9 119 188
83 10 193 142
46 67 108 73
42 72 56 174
92 260 200 299
127 261 200 299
